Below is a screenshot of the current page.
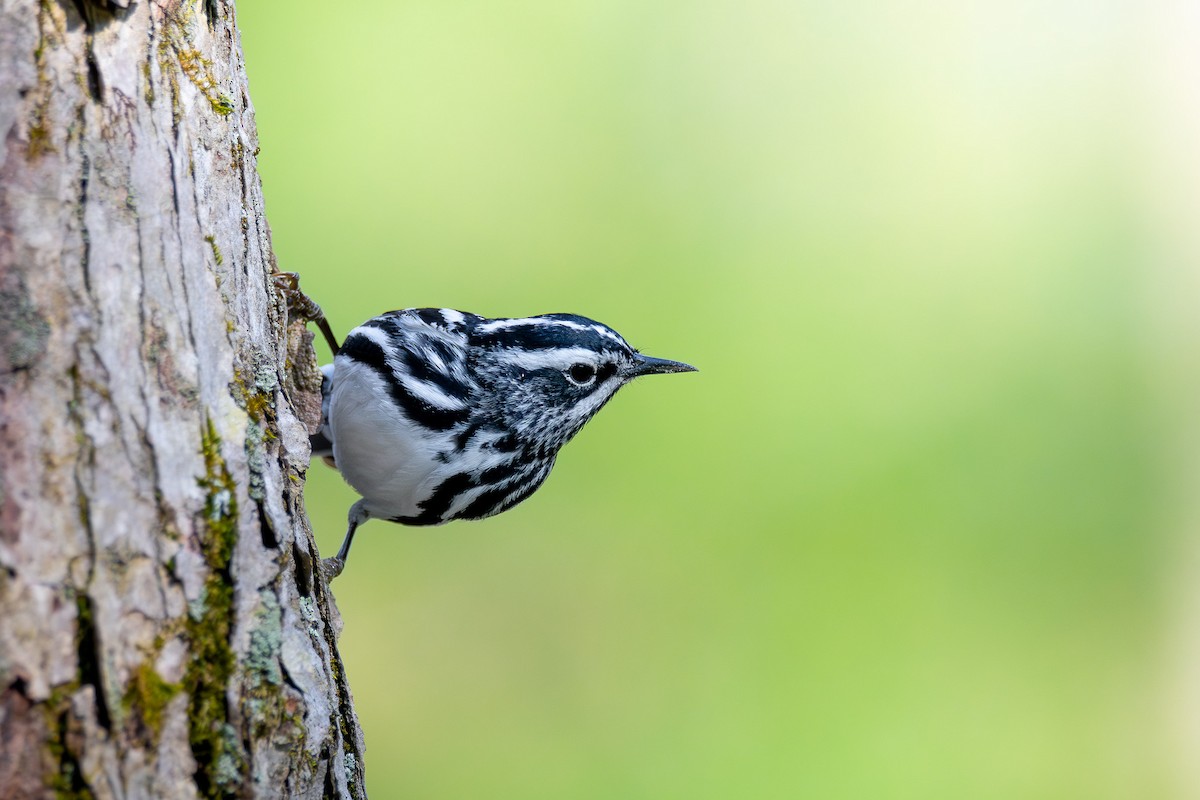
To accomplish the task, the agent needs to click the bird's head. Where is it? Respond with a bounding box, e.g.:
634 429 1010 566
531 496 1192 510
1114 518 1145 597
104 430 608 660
471 314 696 450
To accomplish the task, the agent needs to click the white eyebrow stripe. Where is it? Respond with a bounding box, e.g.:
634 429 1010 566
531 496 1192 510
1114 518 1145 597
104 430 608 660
541 318 623 342
477 316 627 345
498 347 603 371
587 325 626 344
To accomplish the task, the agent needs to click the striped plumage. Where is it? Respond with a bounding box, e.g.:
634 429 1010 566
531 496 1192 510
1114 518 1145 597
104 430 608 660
313 308 695 576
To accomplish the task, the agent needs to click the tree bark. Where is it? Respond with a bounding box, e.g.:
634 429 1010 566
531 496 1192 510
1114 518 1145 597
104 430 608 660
0 1 365 798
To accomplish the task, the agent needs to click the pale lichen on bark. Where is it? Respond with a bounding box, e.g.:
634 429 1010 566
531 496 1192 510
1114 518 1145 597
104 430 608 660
0 1 364 797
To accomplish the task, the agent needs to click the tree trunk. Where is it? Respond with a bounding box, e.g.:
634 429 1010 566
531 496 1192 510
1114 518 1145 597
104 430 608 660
0 1 365 798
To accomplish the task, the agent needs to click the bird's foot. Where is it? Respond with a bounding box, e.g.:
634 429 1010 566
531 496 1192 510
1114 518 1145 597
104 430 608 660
271 271 341 353
320 555 346 582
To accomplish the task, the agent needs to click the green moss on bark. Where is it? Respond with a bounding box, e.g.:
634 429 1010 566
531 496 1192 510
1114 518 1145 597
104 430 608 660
124 661 181 739
186 417 243 799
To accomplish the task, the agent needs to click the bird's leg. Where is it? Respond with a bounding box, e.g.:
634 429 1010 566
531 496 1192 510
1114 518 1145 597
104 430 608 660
321 500 370 581
272 271 342 354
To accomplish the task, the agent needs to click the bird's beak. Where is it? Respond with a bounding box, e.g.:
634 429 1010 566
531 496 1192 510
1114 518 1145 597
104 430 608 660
632 354 698 377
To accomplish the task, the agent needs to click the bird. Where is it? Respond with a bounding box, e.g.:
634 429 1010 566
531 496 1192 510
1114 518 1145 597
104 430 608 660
308 306 696 578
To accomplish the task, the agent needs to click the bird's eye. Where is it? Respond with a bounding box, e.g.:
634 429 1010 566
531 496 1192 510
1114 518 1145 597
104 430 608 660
566 363 597 386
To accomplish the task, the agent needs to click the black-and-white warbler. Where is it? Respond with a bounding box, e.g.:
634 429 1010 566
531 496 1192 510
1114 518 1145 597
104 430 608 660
307 305 696 577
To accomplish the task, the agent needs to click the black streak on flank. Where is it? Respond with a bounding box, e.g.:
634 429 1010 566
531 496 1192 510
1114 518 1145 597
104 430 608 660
493 434 520 453
454 421 483 451
460 466 548 520
479 462 520 485
397 472 475 525
340 334 467 431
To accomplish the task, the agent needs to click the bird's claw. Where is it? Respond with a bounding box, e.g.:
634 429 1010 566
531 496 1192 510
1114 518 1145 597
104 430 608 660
271 271 341 354
320 555 346 582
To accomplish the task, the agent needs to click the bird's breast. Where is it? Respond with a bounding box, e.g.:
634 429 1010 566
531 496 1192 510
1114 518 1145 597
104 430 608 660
328 359 446 520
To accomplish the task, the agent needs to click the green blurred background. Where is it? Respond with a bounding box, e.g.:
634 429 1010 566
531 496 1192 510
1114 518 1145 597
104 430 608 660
239 2 1200 797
